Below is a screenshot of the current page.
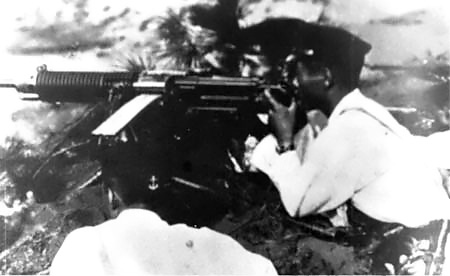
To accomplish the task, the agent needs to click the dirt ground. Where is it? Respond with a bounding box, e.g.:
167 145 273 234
0 173 375 275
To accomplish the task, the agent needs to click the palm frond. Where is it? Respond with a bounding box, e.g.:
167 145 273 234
151 8 218 70
114 51 155 72
188 0 241 44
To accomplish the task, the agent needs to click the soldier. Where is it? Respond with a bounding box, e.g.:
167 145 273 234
50 208 277 275
250 21 450 274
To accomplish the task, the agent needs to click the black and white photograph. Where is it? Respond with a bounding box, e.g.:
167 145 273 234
0 0 449 274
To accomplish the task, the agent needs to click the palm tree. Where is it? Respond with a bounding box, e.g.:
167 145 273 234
188 0 241 46
187 0 244 75
151 8 217 70
114 51 155 72
149 0 246 74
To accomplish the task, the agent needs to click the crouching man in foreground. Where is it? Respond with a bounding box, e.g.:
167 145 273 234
50 208 277 275
250 23 450 275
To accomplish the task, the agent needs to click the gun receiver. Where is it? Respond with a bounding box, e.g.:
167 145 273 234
167 76 288 113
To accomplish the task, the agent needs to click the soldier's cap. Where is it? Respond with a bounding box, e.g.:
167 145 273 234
239 18 372 76
293 23 372 76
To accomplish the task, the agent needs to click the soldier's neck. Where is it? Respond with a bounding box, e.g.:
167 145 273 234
325 85 351 117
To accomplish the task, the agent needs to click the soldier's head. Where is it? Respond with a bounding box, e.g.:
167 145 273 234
282 24 372 115
237 18 371 114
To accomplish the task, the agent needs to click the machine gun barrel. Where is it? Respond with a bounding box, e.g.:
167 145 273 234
0 66 162 102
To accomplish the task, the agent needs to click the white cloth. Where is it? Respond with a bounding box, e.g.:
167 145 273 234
50 209 277 275
251 89 450 228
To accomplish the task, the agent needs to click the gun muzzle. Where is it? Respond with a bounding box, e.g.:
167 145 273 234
0 81 36 99
0 83 16 89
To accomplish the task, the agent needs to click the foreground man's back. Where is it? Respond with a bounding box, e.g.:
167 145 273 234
50 208 277 275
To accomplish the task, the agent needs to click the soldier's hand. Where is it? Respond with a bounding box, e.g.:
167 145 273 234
264 89 297 149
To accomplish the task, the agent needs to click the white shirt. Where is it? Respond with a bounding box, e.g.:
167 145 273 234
251 89 450 228
50 209 277 275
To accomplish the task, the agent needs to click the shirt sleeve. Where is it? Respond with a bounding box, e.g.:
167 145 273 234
250 112 379 218
250 123 354 216
250 133 314 216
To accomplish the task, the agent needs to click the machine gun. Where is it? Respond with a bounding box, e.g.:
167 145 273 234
1 65 292 136
1 65 301 224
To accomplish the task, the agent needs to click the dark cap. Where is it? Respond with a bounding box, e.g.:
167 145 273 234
239 18 371 83
294 23 371 85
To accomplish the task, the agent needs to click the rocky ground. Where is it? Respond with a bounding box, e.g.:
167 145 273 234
0 0 449 275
